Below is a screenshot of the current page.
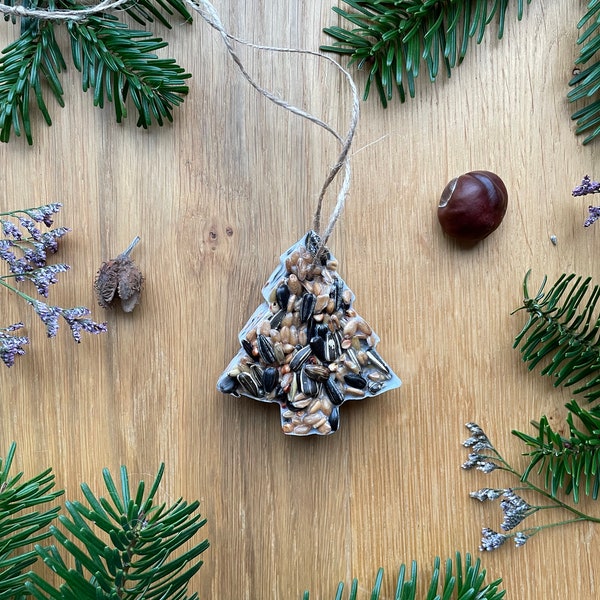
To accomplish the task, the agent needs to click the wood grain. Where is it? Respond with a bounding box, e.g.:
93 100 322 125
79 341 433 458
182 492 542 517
1 1 600 598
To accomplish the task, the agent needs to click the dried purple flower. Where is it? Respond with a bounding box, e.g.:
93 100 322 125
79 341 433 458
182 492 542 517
18 217 42 241
572 177 600 227
584 206 600 228
94 237 144 312
479 528 507 552
514 531 529 547
24 203 62 226
1 220 22 239
470 488 505 502
28 300 61 338
28 299 107 341
572 175 600 197
40 227 69 254
463 422 494 452
462 452 498 473
28 263 70 297
59 306 108 342
0 323 29 367
500 489 533 531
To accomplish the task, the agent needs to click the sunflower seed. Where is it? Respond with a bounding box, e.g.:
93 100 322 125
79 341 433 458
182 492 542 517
300 293 317 322
257 334 276 364
237 371 262 397
343 373 367 389
324 377 345 406
262 367 279 393
289 345 312 371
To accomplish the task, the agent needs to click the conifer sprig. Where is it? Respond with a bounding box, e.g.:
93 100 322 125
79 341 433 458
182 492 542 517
302 552 505 600
0 442 63 599
321 0 531 107
569 0 600 144
26 463 209 600
513 400 600 503
512 270 600 402
0 0 192 144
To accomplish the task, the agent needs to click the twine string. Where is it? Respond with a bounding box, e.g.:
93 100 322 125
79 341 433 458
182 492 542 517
1 0 360 251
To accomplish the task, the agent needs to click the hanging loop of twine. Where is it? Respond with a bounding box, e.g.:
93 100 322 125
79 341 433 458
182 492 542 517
1 0 360 252
188 0 360 252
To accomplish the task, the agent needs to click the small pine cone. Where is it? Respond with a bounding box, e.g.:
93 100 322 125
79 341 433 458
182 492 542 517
94 237 143 313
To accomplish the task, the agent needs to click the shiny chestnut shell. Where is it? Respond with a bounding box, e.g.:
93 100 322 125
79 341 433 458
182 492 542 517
437 170 508 243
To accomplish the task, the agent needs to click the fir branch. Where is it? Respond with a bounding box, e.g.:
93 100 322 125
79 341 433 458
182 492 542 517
113 0 192 29
321 0 531 107
0 0 192 144
67 15 190 127
513 400 600 503
0 20 66 143
26 464 209 600
302 552 505 599
0 442 63 599
512 270 600 402
569 0 600 144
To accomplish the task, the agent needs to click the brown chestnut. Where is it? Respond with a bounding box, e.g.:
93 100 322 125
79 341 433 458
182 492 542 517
437 170 508 243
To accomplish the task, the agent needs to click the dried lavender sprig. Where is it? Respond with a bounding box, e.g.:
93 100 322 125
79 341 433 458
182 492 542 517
0 322 29 367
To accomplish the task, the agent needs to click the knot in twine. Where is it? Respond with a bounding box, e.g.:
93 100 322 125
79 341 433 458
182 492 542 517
1 0 360 251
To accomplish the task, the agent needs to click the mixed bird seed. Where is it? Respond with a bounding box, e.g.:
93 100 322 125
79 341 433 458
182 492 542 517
217 230 401 435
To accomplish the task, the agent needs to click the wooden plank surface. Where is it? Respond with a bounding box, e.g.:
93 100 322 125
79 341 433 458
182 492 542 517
1 1 599 598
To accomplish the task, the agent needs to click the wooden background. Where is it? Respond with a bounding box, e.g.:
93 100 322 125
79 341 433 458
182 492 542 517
1 1 599 598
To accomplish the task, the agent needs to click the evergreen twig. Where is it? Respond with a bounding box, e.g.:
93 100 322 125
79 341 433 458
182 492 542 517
302 552 505 600
321 0 531 107
26 463 209 600
0 442 63 599
512 270 600 402
0 0 192 144
569 0 600 144
513 399 600 503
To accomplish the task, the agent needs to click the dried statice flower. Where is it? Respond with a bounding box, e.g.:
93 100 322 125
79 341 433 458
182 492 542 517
470 488 505 502
28 299 107 341
500 489 533 531
1 203 107 363
572 176 600 227
463 422 494 452
513 531 529 547
23 203 62 226
479 528 507 552
94 237 144 313
584 206 600 228
572 175 600 197
0 323 29 367
28 263 70 297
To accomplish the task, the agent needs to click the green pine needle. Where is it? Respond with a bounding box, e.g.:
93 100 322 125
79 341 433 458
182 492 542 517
26 463 209 600
0 442 63 600
321 0 532 107
302 552 504 600
569 0 600 144
513 270 600 403
513 399 600 503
